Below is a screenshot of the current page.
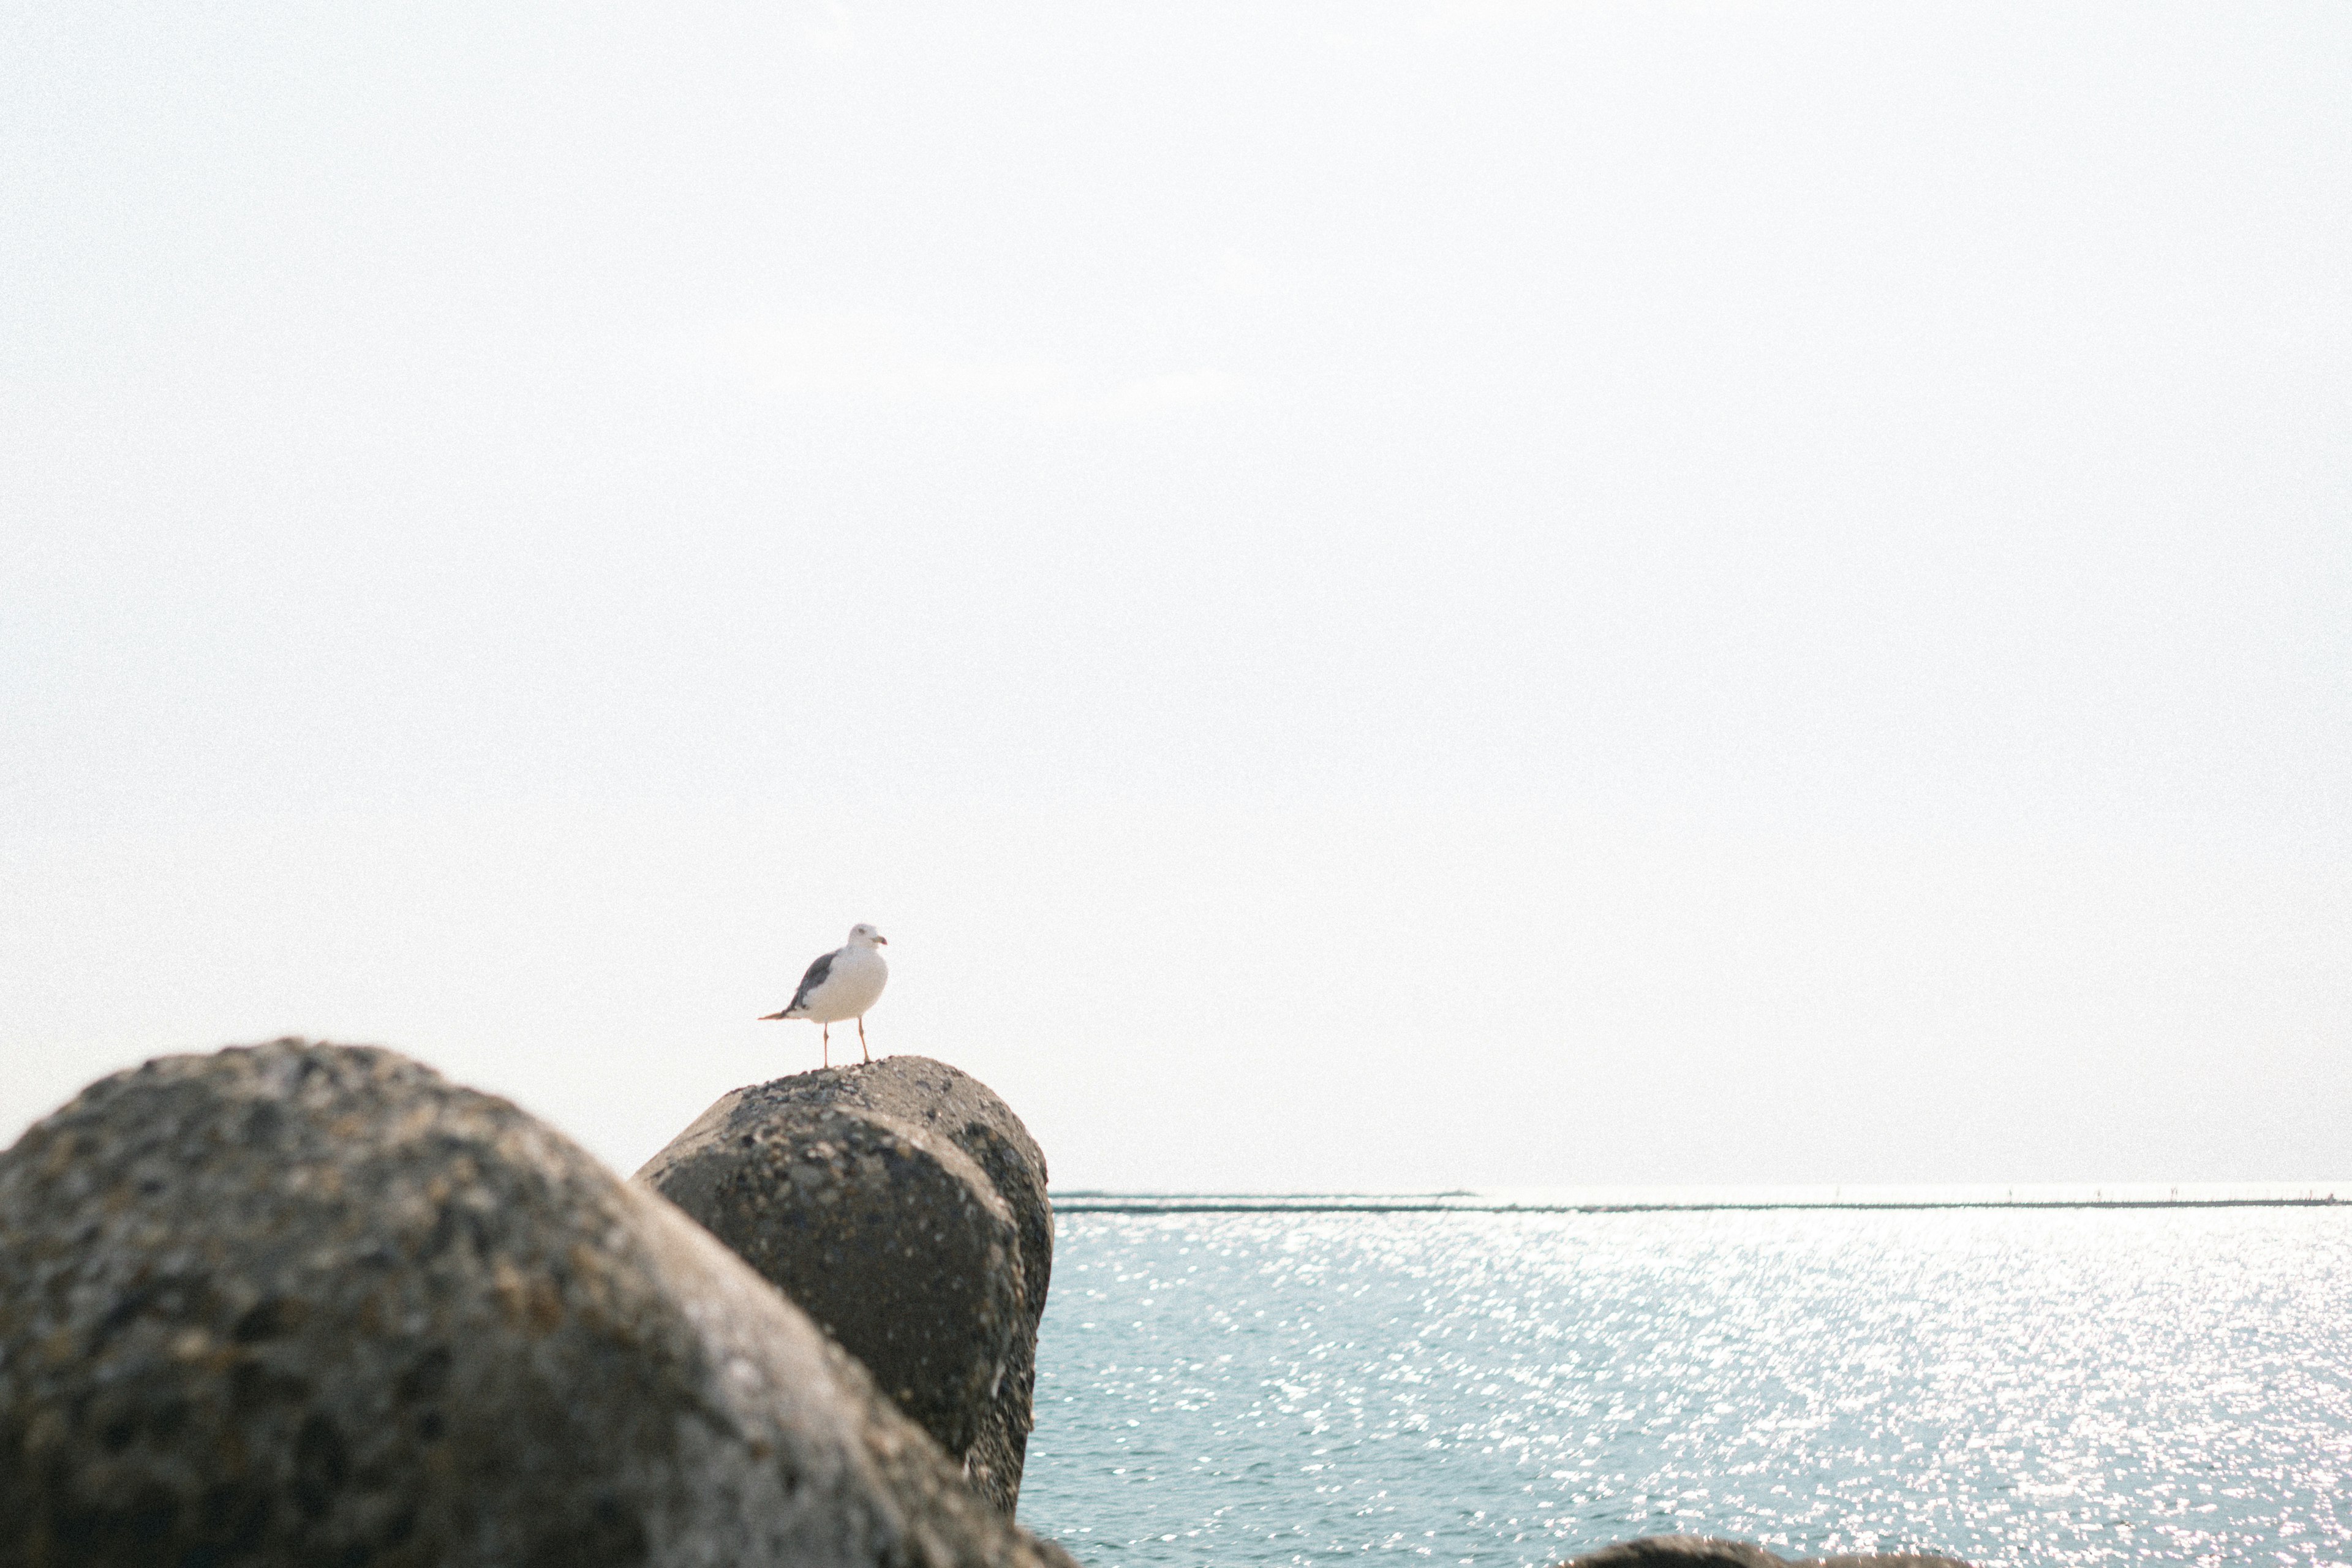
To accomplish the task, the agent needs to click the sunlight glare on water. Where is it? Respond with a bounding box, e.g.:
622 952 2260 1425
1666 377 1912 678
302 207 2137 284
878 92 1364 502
1020 1210 2352 1567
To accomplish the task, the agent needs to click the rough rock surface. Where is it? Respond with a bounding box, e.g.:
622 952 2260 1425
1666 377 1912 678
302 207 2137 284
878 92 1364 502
1561 1537 1972 1568
634 1056 1053 1512
0 1039 1080 1568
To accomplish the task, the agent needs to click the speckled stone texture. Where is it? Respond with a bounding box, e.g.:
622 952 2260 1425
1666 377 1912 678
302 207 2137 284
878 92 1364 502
1561 1537 1973 1568
634 1057 1053 1513
0 1039 1082 1568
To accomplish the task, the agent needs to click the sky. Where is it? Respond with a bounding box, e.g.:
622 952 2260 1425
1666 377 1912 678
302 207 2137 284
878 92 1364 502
4 2 2347 1192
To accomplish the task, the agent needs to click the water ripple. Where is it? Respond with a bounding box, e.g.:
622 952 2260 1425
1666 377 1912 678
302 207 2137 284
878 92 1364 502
1020 1210 2352 1566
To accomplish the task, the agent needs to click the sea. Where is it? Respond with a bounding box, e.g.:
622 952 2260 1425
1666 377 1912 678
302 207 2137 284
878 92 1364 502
1018 1191 2352 1568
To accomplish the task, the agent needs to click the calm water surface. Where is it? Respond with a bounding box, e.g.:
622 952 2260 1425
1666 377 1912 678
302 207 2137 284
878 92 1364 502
1019 1210 2352 1567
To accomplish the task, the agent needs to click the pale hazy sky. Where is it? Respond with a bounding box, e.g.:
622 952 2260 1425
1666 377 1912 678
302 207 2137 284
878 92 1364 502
4 2 2347 1191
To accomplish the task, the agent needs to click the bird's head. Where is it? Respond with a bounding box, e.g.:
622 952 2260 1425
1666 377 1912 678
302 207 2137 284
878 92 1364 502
848 922 888 948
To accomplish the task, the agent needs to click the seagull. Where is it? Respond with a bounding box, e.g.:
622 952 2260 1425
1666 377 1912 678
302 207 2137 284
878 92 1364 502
760 923 889 1066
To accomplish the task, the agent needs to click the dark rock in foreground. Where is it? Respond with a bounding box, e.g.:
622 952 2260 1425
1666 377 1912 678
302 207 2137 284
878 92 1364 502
1562 1537 1973 1568
0 1039 1078 1568
635 1056 1053 1512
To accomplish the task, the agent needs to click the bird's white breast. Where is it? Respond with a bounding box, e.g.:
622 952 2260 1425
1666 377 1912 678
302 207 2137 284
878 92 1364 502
801 945 888 1022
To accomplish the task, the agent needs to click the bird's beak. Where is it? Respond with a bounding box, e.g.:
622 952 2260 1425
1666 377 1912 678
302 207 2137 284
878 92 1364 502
876 936 888 945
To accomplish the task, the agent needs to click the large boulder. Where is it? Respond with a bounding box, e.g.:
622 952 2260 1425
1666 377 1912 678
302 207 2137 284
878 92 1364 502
633 1057 1053 1513
0 1039 1080 1568
1562 1538 1972 1568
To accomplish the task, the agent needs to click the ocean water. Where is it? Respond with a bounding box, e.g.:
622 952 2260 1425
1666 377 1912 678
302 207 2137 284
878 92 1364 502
1019 1206 2352 1567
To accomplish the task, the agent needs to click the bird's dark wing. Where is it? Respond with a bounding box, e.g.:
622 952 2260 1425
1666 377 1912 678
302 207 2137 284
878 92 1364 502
788 949 835 1012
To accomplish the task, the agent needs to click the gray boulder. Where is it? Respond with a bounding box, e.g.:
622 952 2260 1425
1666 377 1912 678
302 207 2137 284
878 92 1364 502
1562 1537 1972 1568
0 1039 1080 1568
633 1057 1052 1512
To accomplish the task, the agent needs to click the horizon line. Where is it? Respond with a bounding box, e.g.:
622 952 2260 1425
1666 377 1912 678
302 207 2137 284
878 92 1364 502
1050 1182 2351 1215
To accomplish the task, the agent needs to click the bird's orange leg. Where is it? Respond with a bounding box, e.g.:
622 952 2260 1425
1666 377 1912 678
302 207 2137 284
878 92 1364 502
858 1016 871 1063
821 1023 831 1068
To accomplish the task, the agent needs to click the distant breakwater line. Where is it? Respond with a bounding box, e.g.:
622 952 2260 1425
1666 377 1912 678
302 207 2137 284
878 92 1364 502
1052 1184 2350 1215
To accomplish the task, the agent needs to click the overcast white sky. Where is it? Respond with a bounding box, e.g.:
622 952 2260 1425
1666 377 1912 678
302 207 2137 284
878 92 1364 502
4 2 2347 1191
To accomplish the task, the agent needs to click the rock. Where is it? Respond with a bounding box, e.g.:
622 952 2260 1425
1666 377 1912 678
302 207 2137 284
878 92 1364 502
0 1039 1080 1568
1561 1539 1972 1568
633 1057 1053 1512
636 1093 1019 1463
1562 1544 1784 1568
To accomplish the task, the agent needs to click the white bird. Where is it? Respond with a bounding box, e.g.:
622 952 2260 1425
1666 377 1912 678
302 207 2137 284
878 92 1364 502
760 923 889 1066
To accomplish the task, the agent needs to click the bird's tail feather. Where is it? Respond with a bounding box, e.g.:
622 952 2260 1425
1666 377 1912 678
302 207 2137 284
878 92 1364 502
758 1009 794 1021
